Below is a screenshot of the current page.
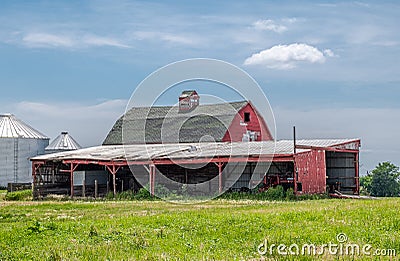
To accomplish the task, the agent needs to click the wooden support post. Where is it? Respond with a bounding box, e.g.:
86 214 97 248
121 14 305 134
152 166 155 196
32 163 36 194
69 163 79 198
149 164 155 196
94 180 98 198
121 180 124 192
70 164 74 197
31 162 44 199
113 173 116 197
215 162 224 194
148 165 152 195
185 169 188 184
146 165 156 196
52 165 55 184
105 163 120 197
82 178 86 197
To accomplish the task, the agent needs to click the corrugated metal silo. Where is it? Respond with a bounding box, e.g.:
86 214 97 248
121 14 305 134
0 113 49 187
45 131 81 153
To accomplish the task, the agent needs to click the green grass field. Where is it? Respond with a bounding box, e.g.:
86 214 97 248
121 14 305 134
0 198 399 260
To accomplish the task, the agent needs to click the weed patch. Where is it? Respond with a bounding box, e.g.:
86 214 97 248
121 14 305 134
5 189 32 201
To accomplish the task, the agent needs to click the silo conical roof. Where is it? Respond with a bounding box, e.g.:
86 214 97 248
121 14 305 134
45 131 81 151
0 113 49 139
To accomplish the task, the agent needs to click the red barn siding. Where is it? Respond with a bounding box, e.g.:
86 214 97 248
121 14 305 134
222 102 273 142
295 149 326 194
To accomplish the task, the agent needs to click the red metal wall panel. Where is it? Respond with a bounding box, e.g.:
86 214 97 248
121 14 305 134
295 149 326 194
222 103 273 142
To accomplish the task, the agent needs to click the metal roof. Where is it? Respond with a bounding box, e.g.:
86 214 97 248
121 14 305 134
179 90 197 98
32 139 360 163
45 132 82 151
0 114 49 139
102 101 248 145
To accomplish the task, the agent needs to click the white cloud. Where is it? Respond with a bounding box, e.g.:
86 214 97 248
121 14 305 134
252 19 287 33
23 33 74 48
323 49 335 57
281 18 298 24
354 1 371 8
83 35 131 48
21 32 130 49
134 31 195 45
244 43 330 69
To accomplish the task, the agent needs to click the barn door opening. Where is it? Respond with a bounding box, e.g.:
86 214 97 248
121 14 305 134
326 152 357 194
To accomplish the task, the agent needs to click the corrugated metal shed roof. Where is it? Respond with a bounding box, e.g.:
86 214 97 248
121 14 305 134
102 101 248 145
45 132 82 151
0 113 49 139
32 139 360 163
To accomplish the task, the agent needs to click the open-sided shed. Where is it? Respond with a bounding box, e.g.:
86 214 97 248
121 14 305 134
31 139 360 198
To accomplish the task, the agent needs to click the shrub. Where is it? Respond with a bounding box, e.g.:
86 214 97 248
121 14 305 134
116 190 135 200
154 184 171 198
285 188 296 201
105 191 115 200
134 187 153 200
264 185 285 200
5 189 32 201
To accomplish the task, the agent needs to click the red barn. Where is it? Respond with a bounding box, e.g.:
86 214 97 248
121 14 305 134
31 90 360 198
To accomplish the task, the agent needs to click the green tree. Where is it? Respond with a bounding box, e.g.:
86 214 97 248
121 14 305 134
360 174 372 195
369 162 400 197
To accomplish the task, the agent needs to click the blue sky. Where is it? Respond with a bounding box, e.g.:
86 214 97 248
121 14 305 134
0 0 399 172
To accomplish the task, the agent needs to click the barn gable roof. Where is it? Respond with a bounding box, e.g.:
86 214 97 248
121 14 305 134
103 101 248 145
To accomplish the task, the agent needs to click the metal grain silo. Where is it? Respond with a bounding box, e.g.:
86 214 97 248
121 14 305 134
45 131 81 153
0 114 49 187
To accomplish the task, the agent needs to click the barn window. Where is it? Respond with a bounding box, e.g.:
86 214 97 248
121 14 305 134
244 112 250 122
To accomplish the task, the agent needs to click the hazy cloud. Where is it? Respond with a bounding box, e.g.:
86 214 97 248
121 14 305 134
244 43 332 69
22 32 130 49
134 31 196 45
253 19 287 33
23 33 74 48
82 35 131 48
323 49 335 57
6 99 127 147
281 18 298 24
